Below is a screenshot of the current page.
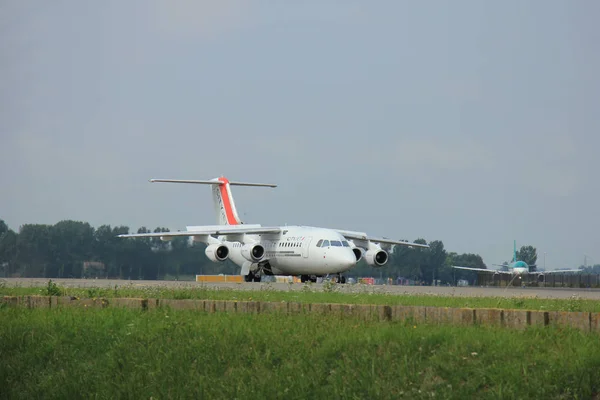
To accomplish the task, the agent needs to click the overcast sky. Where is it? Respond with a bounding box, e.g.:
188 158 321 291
2 1 599 269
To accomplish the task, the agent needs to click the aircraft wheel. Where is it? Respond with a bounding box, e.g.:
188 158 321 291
340 276 347 284
245 272 254 282
301 275 309 283
253 275 261 282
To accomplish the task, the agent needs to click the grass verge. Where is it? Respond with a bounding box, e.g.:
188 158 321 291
1 307 599 399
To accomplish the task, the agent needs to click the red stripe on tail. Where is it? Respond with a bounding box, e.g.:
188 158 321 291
217 177 238 225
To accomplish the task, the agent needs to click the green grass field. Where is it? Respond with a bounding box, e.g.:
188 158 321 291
2 280 600 313
1 307 599 399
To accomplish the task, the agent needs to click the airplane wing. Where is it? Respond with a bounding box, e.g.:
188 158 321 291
335 230 429 248
450 266 509 274
118 226 281 239
532 269 583 274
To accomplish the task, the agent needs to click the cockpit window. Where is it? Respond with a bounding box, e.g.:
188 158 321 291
316 239 323 247
342 241 350 247
322 240 330 247
330 240 342 247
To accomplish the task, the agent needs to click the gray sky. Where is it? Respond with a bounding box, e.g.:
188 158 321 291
2 1 599 269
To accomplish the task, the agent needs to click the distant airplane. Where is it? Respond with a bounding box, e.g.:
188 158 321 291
118 176 428 283
451 240 582 277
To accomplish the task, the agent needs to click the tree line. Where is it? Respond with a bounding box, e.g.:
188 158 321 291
0 219 236 280
1 218 568 284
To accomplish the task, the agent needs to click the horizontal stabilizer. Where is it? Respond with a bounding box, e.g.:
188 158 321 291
185 224 263 231
149 179 277 187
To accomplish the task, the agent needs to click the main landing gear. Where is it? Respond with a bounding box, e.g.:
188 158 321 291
300 275 317 283
244 271 261 283
300 274 347 284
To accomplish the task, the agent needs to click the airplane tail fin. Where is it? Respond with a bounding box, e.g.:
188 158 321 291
149 177 277 225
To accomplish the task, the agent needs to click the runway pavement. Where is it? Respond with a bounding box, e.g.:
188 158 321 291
3 277 600 299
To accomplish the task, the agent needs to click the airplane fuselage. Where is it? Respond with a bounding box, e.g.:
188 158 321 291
509 261 530 275
220 226 357 275
511 267 529 275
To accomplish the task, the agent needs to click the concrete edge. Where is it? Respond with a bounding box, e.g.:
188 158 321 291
0 295 595 332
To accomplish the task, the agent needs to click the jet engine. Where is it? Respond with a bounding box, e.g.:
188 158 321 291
205 244 229 262
346 241 364 262
364 248 388 267
351 247 364 262
241 243 266 262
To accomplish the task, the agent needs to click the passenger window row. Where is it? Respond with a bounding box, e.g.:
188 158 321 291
231 241 308 248
231 242 304 248
278 242 302 247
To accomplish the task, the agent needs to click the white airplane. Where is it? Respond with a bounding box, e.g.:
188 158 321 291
118 176 428 283
451 240 582 278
